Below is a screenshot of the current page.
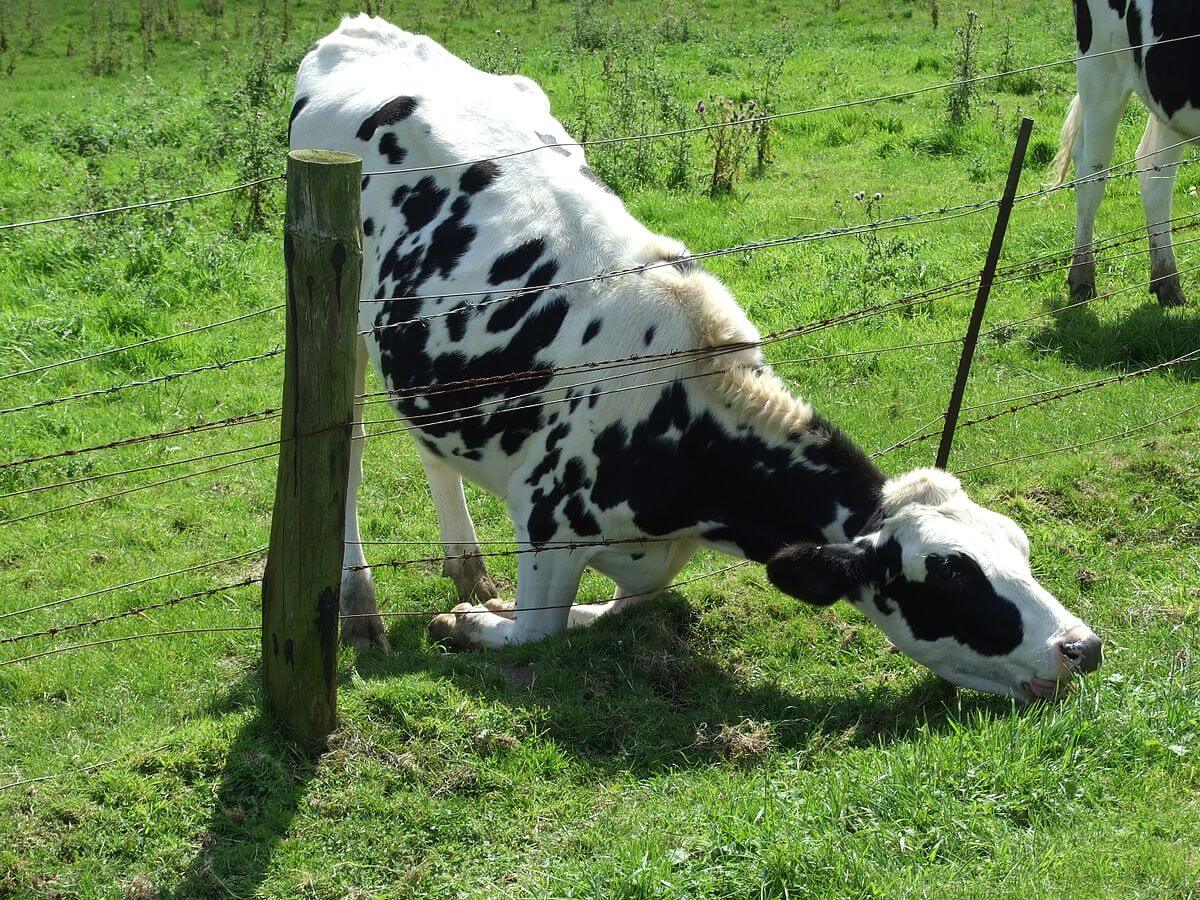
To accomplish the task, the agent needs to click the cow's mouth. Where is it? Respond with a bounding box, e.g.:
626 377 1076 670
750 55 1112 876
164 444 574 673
1020 675 1074 701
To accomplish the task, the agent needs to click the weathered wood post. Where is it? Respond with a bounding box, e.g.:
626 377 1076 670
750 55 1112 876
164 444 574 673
263 150 362 751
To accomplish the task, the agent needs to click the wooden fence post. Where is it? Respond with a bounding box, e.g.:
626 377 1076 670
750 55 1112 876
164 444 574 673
262 149 362 751
935 117 1034 470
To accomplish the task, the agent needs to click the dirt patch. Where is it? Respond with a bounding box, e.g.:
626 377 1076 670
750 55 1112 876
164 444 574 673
694 719 775 766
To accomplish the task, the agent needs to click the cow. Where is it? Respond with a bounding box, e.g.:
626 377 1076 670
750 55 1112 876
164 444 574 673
1054 0 1200 306
291 15 1102 701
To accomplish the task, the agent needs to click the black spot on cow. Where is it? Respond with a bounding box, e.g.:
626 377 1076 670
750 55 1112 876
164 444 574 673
527 455 598 543
874 547 1024 657
591 382 884 561
487 260 560 333
588 387 600 409
1127 0 1144 67
579 164 614 193
537 131 572 156
582 318 602 344
376 295 567 459
288 95 309 141
363 218 375 236
1144 0 1200 117
1073 0 1093 53
546 422 570 452
361 176 371 191
425 195 478 282
1108 0 1126 15
399 176 449 232
489 238 546 284
631 552 645 561
379 132 407 165
564 494 601 535
357 96 419 141
445 302 470 342
460 160 500 194
643 325 657 346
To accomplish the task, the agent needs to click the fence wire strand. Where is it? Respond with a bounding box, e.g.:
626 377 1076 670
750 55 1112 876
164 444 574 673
0 305 284 382
0 547 267 623
0 349 283 416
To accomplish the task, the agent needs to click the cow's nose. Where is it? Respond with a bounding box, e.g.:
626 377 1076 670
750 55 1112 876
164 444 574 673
1056 628 1102 674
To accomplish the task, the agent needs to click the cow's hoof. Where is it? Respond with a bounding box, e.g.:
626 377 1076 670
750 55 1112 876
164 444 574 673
485 598 516 620
1068 280 1096 302
340 569 390 652
428 602 480 649
1154 282 1187 307
342 614 391 653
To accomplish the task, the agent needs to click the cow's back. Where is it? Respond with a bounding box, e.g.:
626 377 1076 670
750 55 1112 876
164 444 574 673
288 16 763 497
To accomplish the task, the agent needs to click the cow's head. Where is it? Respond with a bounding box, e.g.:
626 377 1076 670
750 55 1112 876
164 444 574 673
766 468 1100 700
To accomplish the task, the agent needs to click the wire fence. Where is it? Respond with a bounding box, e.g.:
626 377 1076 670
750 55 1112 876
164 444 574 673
1 33 1197 747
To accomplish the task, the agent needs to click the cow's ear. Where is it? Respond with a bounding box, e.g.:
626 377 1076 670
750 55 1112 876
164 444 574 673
766 542 874 606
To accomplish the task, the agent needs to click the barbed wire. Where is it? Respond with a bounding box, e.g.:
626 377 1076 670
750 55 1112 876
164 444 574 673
3 31 1196 238
0 451 275 528
0 624 260 667
0 408 279 472
0 578 261 647
0 348 283 416
0 558 748 666
8 221 1191 502
0 744 171 793
958 398 1200 474
0 175 284 232
0 547 266 623
881 347 1200 455
0 305 284 382
359 32 1200 179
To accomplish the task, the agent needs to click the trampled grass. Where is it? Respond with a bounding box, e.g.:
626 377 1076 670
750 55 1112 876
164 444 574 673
0 0 1198 897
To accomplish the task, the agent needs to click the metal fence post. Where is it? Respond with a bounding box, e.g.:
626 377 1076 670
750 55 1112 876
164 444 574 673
262 149 362 751
936 117 1034 469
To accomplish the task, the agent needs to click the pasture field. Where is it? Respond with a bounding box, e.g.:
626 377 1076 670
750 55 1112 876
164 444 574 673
1 0 1199 896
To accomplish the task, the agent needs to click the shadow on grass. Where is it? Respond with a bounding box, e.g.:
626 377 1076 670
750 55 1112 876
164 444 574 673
1026 295 1200 376
168 678 318 899
351 591 1014 774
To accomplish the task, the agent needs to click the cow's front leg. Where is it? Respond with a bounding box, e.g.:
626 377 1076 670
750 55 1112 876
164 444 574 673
342 338 389 652
429 546 586 649
569 539 699 629
420 450 500 603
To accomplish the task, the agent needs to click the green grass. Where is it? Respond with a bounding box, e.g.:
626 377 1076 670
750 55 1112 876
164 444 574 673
1 0 1199 897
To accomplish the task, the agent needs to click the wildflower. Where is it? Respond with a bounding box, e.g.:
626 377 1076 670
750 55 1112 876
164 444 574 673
696 100 706 114
854 191 865 202
873 192 883 201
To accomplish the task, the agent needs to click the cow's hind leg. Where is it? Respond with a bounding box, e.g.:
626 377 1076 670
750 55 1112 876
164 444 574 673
420 451 499 603
1137 115 1188 306
342 338 390 652
1068 64 1130 299
429 545 585 649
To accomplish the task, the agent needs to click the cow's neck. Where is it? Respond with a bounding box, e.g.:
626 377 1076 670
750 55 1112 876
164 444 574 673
700 409 885 561
669 364 888 561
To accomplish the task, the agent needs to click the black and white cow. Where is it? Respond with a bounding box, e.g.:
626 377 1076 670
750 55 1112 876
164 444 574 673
292 16 1102 700
1055 0 1199 305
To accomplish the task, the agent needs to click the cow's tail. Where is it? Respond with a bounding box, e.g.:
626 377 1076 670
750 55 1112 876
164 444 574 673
1050 94 1082 187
